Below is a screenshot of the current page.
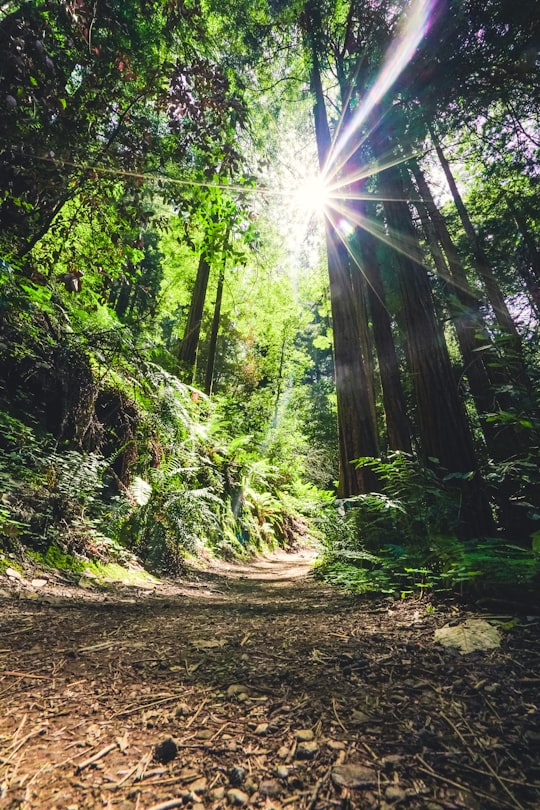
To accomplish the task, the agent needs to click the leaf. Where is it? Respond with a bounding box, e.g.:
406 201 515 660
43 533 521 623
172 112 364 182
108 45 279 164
434 619 501 654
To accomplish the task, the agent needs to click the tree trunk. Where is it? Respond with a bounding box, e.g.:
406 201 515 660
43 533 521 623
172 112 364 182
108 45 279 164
310 47 379 497
428 125 522 344
204 263 225 396
177 252 211 382
353 199 412 453
379 163 495 537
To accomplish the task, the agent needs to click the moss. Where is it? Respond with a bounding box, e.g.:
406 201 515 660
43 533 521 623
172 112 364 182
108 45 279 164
28 544 87 573
85 560 158 586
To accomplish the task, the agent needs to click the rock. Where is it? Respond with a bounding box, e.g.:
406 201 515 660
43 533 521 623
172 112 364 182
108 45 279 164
277 745 289 759
195 729 213 740
331 764 377 789
153 737 178 764
385 785 406 802
227 684 250 697
191 777 207 794
31 578 48 588
254 723 269 735
175 702 191 717
276 765 288 778
229 765 246 787
227 788 249 806
296 741 319 759
5 567 22 580
259 780 281 798
211 787 226 801
244 778 258 794
295 728 314 741
327 739 347 751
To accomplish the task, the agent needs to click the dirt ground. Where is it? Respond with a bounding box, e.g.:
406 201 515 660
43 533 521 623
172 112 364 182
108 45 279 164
0 548 539 810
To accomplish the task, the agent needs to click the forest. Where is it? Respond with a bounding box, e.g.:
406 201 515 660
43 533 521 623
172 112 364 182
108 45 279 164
1 1 540 807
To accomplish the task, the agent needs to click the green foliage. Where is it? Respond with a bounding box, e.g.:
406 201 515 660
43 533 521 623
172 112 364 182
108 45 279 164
315 454 540 597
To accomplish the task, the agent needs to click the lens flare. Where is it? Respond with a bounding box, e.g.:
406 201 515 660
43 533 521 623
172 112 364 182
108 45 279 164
293 174 330 216
328 0 436 174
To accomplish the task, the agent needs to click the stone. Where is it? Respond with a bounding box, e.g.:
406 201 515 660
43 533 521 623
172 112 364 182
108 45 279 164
331 764 377 788
327 739 347 751
296 741 318 759
195 729 213 740
229 765 246 787
259 780 281 798
385 785 406 802
5 567 22 580
211 787 226 801
276 765 288 778
244 778 258 794
254 723 269 735
227 684 250 697
227 788 249 806
295 728 314 741
191 778 207 794
277 745 289 759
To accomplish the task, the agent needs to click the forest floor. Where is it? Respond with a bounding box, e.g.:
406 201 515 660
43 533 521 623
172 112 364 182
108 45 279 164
0 547 539 810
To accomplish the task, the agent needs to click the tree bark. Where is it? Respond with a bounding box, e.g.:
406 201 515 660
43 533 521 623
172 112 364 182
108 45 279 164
310 46 379 496
379 163 495 536
428 125 523 345
354 199 412 453
204 262 225 396
177 252 211 382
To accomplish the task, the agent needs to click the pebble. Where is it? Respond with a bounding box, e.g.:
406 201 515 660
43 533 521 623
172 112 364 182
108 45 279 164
259 779 281 798
211 787 226 801
327 739 347 750
229 765 246 786
295 728 314 741
276 765 288 778
296 741 319 759
195 729 213 740
227 788 249 806
277 745 289 759
385 785 406 802
227 684 250 697
332 764 377 788
254 722 268 735
245 778 258 794
5 567 22 580
190 778 207 794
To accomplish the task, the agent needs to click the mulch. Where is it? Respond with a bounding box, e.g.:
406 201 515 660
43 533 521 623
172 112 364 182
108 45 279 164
0 550 539 810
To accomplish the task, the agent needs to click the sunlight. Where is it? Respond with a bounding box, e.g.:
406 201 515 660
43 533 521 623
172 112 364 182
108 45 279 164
292 174 330 217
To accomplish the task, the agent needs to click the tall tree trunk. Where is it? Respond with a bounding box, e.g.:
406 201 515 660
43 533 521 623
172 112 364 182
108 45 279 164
428 125 522 345
504 194 540 314
310 47 378 496
204 263 225 396
379 163 495 537
177 252 211 382
410 160 531 457
354 199 412 453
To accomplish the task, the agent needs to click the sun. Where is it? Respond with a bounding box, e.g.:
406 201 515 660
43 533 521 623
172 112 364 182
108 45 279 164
292 173 330 217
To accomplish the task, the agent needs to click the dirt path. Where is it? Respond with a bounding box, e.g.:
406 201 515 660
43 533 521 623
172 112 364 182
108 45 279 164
0 549 539 810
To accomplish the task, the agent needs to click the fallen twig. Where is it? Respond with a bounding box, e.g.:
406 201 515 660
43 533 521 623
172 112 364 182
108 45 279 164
76 742 117 772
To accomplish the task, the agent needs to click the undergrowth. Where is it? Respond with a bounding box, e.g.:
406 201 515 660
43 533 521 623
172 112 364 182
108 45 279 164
0 267 315 574
315 453 540 598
